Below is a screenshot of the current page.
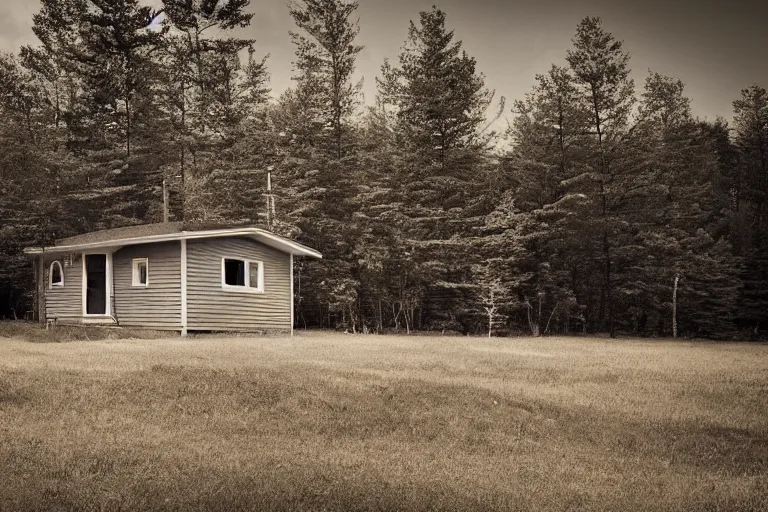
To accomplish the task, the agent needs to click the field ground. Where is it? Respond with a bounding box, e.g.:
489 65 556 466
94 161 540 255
1 328 767 511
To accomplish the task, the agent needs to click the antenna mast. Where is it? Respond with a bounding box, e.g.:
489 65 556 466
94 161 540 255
266 168 276 231
162 179 169 223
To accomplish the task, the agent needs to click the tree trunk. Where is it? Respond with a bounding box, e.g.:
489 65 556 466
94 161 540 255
54 77 60 129
537 293 543 332
405 306 411 334
527 302 540 337
377 298 383 332
591 88 615 338
488 309 493 337
672 274 679 338
125 96 131 157
180 77 186 220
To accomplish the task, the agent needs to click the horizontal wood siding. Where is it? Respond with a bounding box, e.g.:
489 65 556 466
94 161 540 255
46 255 82 321
187 238 291 331
113 242 181 329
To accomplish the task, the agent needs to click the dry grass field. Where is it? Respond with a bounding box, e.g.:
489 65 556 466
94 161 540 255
1 328 767 511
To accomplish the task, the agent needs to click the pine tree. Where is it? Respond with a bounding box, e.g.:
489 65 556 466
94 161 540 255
289 0 363 159
613 71 740 337
496 65 591 335
565 16 636 336
160 0 257 220
732 86 768 333
376 6 498 331
72 0 165 156
23 0 88 134
733 86 768 227
0 51 74 318
277 0 365 330
161 0 254 135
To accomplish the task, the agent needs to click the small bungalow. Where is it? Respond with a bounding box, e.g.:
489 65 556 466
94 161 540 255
23 223 322 334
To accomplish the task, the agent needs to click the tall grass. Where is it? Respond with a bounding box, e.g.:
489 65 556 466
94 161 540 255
0 333 766 511
0 321 176 342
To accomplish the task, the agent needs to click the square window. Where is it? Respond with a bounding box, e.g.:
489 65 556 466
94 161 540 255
224 259 246 286
132 258 148 286
222 258 264 292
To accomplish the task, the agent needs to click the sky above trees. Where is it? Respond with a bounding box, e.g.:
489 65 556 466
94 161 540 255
0 0 766 125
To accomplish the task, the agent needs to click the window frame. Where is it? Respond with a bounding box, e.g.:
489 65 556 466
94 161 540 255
221 257 264 293
131 258 149 287
49 261 64 288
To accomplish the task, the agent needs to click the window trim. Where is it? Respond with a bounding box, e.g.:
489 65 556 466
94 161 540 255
49 261 64 288
221 257 264 293
249 260 264 293
132 258 149 287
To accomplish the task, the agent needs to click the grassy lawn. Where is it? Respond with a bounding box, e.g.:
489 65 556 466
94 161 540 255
1 329 767 511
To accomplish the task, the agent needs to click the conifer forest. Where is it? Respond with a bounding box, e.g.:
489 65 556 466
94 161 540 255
1 0 767 340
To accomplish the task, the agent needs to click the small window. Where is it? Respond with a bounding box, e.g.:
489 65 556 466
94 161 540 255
222 258 264 292
132 258 148 287
49 261 63 288
224 259 246 286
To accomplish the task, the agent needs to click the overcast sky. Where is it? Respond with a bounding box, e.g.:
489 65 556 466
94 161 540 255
1 0 766 125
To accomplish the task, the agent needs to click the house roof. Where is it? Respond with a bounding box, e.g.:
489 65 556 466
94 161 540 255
57 222 186 247
24 222 322 259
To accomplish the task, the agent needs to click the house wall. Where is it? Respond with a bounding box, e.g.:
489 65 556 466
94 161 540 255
45 254 83 323
187 237 291 331
112 242 182 330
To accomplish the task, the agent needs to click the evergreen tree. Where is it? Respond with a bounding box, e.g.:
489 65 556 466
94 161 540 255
0 51 76 318
565 16 636 336
289 0 363 158
73 0 165 156
733 86 768 228
23 0 88 135
376 6 498 331
279 0 365 330
732 86 768 333
623 72 740 337
499 65 592 334
160 0 258 220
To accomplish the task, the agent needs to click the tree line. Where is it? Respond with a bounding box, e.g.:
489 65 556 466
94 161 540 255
1 0 766 339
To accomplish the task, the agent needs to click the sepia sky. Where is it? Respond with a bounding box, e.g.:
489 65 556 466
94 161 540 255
1 0 766 125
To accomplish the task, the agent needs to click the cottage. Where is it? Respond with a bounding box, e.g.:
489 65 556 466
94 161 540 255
23 223 322 334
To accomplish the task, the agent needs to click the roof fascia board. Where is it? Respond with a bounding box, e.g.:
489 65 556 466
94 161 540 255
24 228 322 258
252 229 323 259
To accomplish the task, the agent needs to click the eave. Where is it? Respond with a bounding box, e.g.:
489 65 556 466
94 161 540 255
23 228 323 259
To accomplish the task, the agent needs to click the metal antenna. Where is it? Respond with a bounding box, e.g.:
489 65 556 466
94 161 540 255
162 179 169 223
266 168 275 231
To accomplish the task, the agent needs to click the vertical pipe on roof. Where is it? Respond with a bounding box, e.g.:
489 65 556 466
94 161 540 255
162 179 169 223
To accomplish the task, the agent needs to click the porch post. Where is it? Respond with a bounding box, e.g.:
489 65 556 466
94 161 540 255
36 254 45 325
180 239 188 336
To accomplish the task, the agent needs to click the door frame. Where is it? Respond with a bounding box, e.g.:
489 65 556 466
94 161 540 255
82 251 113 319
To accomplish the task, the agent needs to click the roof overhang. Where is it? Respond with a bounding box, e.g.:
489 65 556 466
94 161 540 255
24 228 322 259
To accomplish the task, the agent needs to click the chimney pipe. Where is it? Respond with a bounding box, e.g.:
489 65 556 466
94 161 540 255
162 179 169 223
